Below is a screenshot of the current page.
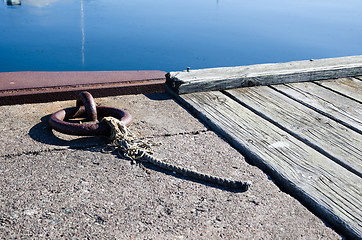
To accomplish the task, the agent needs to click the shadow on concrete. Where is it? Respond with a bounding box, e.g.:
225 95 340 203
29 115 108 148
144 92 172 101
29 116 247 193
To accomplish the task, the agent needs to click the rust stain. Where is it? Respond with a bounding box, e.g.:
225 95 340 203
0 71 166 106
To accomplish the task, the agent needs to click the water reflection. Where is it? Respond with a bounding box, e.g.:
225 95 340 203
81 0 85 65
1 0 362 72
22 0 60 7
6 0 21 6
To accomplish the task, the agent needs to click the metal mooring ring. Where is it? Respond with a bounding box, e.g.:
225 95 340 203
48 91 132 136
76 91 98 122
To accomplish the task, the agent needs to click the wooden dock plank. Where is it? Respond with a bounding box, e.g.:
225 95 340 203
173 90 362 239
225 85 362 177
166 55 362 94
315 77 362 102
272 82 362 133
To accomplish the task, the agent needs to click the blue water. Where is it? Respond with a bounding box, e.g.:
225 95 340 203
1 0 362 72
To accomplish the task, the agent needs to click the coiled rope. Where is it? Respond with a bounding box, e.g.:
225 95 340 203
102 117 251 191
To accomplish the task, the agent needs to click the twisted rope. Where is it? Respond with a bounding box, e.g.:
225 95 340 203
101 117 251 191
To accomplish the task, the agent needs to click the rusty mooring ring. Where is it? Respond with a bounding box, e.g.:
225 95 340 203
76 91 98 122
48 91 132 136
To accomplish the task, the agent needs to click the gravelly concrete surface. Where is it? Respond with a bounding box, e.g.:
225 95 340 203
0 93 206 156
0 93 341 239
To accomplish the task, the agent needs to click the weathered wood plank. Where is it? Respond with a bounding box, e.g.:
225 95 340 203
315 77 362 103
272 82 362 133
225 86 362 177
172 90 362 239
166 55 362 94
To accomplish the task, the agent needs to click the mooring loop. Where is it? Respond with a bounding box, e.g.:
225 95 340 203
48 91 132 136
76 91 97 122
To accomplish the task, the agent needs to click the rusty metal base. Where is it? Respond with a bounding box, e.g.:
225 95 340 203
0 71 166 106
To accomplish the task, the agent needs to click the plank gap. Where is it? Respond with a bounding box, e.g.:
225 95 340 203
269 85 362 135
222 89 362 178
312 81 362 104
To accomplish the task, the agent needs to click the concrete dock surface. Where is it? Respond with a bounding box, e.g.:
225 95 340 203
0 93 341 239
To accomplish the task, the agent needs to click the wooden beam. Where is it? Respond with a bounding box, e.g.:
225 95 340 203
166 55 362 94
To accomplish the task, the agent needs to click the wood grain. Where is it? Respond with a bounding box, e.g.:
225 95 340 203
225 85 362 177
172 90 362 239
273 82 362 133
315 77 362 103
166 55 362 94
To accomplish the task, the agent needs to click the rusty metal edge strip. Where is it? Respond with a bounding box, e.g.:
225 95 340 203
0 79 165 106
0 70 167 91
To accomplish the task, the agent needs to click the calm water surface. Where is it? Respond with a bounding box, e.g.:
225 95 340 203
1 0 362 72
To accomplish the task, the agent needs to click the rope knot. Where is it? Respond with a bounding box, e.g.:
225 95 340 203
102 116 153 160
